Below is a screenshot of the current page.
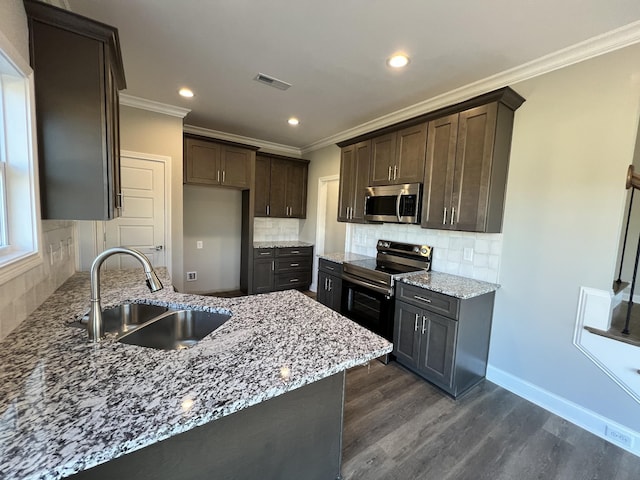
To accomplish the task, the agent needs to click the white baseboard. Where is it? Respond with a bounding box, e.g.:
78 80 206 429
486 365 640 457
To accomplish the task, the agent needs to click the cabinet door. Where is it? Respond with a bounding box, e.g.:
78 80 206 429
393 302 421 370
370 133 396 185
395 123 427 184
422 114 458 230
286 161 307 218
221 145 252 189
253 258 275 293
418 312 457 390
254 155 271 217
351 140 371 223
269 159 288 217
317 271 330 307
451 104 497 232
326 275 342 312
337 145 355 222
185 138 221 185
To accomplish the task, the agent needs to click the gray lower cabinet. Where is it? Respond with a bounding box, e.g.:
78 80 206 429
393 282 495 398
252 247 313 293
317 259 343 312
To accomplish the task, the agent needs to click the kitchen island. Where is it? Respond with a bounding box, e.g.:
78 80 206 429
0 269 391 480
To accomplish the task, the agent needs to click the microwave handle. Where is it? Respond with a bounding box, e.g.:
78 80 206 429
396 193 402 222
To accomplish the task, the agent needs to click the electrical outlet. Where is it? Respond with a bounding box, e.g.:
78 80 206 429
196 241 203 249
186 271 197 281
463 247 474 262
605 425 634 448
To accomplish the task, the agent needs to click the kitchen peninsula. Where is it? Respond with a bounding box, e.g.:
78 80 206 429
0 270 391 480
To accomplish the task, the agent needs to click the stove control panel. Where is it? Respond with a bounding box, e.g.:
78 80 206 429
377 240 432 259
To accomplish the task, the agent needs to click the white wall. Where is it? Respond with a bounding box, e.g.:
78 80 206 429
183 185 242 293
489 43 640 434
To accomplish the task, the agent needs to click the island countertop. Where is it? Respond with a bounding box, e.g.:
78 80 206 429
0 269 391 480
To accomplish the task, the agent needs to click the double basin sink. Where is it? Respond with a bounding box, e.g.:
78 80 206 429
74 303 231 350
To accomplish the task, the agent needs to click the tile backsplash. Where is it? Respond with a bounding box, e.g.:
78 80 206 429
254 218 300 242
347 223 503 283
0 220 76 340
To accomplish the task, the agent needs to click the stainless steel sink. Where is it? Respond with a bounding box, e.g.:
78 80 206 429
73 303 168 333
117 309 231 350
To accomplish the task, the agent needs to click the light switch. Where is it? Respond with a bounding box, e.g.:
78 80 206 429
196 241 203 249
463 248 474 262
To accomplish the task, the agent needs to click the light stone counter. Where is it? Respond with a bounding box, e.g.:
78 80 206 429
0 268 391 480
253 241 314 248
318 252 374 264
400 270 500 299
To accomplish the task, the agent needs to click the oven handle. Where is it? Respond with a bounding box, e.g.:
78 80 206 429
342 272 392 297
396 193 402 223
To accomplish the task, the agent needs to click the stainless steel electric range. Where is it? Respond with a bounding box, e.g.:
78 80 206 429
340 240 432 343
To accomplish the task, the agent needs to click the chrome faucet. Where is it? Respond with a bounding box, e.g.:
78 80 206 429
88 247 163 342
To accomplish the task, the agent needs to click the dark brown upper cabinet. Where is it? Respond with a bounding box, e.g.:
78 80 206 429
25 0 126 220
338 140 371 223
422 101 518 233
254 154 309 218
370 123 427 186
184 135 254 189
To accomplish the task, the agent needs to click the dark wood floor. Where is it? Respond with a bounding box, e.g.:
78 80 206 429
341 361 640 480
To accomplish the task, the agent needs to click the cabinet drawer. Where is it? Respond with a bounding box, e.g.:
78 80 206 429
275 258 311 273
275 272 312 290
254 248 275 258
276 246 313 258
319 259 343 276
397 283 459 319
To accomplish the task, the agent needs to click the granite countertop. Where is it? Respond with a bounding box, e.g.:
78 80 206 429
0 269 391 480
318 252 374 264
253 241 314 249
400 271 500 299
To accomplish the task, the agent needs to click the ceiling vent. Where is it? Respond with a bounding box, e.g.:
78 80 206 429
254 73 292 91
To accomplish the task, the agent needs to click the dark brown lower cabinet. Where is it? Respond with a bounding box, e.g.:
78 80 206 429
252 247 313 294
393 283 495 398
317 259 343 312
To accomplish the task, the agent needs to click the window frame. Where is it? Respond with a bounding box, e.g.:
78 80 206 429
0 31 42 285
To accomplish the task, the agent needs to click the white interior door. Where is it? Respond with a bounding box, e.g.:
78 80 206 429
103 155 166 270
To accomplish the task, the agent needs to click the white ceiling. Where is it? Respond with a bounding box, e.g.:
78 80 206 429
66 0 640 151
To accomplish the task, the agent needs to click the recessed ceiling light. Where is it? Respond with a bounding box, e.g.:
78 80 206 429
179 87 194 98
387 54 410 68
288 117 299 126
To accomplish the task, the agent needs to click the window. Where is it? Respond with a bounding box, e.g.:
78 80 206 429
0 37 42 284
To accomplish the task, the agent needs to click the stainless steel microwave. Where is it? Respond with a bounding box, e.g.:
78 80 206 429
364 183 421 223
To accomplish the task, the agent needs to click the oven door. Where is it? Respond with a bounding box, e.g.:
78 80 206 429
340 275 395 342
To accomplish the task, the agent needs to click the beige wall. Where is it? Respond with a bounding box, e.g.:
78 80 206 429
300 144 342 290
183 185 242 293
0 1 76 341
491 43 640 430
119 105 185 291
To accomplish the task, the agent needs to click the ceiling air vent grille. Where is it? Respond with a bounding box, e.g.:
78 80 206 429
254 73 292 91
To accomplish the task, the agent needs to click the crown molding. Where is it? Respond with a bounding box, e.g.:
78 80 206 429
119 94 191 118
301 20 640 154
183 124 302 157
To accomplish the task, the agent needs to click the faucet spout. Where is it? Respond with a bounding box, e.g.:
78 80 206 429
88 247 164 342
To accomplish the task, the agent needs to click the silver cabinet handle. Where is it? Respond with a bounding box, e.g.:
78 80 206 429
271 261 275 271
388 165 392 181
414 313 419 332
259 252 271 256
451 206 455 225
414 295 432 304
266 205 270 216
443 207 447 225
217 170 220 182
291 250 299 254
326 265 335 271
222 170 226 183
422 316 427 334
393 164 398 180
290 278 299 283
290 263 299 267
328 279 332 292
324 277 328 290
